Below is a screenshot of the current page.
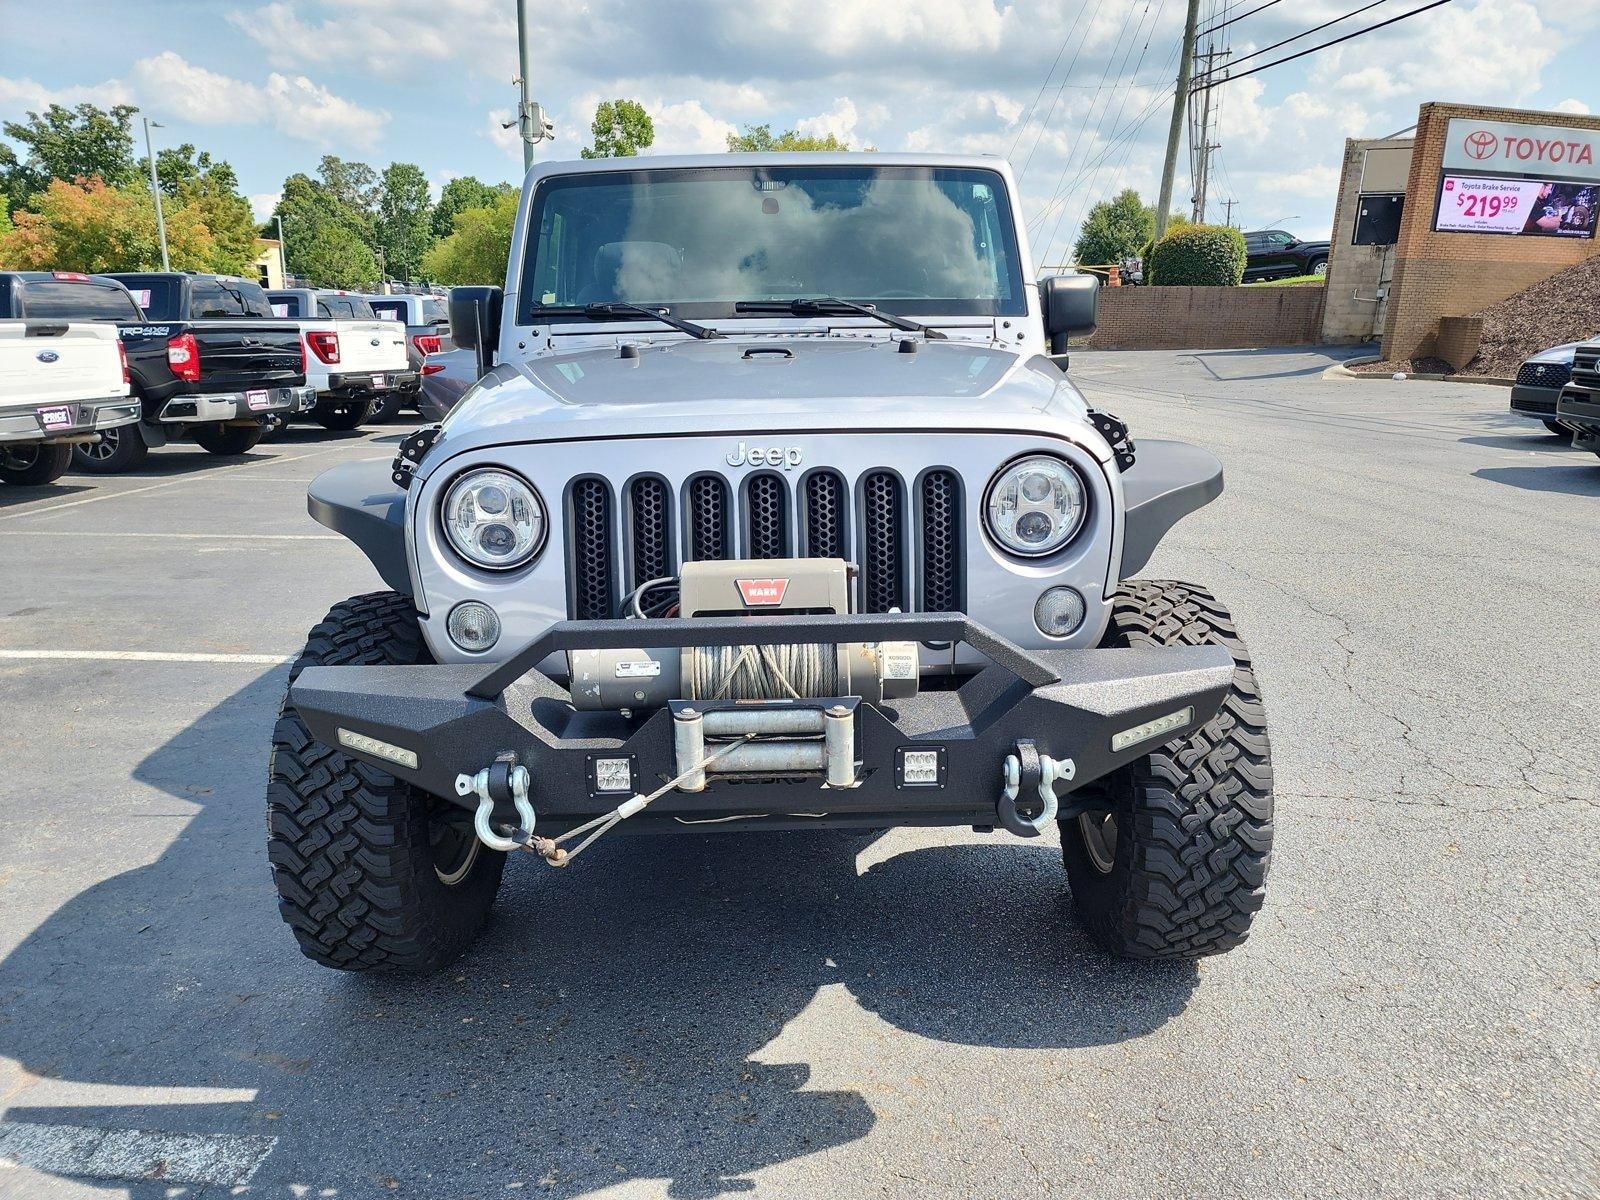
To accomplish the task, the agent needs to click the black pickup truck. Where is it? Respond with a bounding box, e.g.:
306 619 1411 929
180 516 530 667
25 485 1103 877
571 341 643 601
0 272 314 472
80 272 315 471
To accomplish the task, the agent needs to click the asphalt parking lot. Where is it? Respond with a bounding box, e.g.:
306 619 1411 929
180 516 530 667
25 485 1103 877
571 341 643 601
1 347 1596 1199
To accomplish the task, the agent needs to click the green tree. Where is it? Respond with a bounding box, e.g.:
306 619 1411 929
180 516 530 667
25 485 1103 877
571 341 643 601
293 221 380 288
0 176 214 272
376 161 434 279
432 175 512 239
144 144 258 274
1 102 138 212
421 190 518 285
726 124 849 152
1073 188 1154 268
581 99 655 159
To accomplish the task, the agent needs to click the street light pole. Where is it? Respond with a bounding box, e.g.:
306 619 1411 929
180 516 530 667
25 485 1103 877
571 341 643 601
142 116 170 271
516 0 535 173
274 215 288 285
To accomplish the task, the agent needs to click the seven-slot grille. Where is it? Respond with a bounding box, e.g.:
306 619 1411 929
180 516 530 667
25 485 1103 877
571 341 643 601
567 468 963 618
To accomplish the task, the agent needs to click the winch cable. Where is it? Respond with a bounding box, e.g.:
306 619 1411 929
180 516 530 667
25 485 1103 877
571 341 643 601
510 736 753 868
688 641 838 701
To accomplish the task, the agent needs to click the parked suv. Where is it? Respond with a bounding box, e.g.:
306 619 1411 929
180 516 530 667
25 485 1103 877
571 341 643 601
270 153 1275 974
1510 338 1594 436
1241 229 1329 281
3 272 311 472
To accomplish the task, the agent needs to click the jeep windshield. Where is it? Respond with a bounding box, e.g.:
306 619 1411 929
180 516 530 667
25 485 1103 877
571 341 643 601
516 164 1027 325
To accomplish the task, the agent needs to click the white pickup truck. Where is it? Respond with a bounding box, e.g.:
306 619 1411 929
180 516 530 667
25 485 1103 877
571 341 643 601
0 320 138 487
265 289 412 429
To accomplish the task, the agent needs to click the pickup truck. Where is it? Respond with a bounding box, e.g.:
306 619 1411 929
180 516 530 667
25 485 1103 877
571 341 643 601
0 314 138 487
1241 229 1329 282
1 272 313 473
367 292 452 415
272 152 1276 974
266 288 412 427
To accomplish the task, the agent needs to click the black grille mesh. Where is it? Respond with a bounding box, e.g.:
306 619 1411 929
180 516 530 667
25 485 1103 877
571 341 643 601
920 470 960 612
804 471 847 559
628 476 671 584
1515 360 1571 388
861 471 906 613
687 474 731 561
570 477 614 620
747 474 787 558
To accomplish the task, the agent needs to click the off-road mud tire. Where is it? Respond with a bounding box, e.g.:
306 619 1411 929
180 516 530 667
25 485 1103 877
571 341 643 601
268 591 505 971
1061 580 1273 959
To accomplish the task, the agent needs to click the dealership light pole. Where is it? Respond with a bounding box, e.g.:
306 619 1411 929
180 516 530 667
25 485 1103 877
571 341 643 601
1155 0 1201 243
274 214 288 285
510 0 554 171
142 116 171 271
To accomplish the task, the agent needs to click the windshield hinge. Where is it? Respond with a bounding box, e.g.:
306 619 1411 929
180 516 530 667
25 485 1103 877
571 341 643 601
392 423 443 490
1087 410 1136 472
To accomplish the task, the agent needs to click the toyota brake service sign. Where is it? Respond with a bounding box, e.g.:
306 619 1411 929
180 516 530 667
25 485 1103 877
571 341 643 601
1437 118 1600 238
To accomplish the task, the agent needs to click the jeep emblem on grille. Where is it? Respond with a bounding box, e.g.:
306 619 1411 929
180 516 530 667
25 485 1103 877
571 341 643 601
737 578 790 605
726 442 802 470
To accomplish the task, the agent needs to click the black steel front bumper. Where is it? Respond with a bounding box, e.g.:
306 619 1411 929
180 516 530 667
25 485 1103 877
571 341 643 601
1510 384 1560 419
289 612 1235 836
1556 384 1600 444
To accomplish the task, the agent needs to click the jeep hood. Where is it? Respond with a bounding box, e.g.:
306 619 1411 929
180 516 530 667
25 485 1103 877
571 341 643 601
428 336 1102 464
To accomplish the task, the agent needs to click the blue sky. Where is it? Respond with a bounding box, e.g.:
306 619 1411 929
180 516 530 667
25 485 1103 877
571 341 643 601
3 0 1597 264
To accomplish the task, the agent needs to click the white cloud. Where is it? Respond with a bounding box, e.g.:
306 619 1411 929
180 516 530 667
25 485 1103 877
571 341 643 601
796 98 860 145
485 108 522 162
0 74 132 112
651 100 738 154
127 52 388 150
250 191 282 222
1554 98 1591 115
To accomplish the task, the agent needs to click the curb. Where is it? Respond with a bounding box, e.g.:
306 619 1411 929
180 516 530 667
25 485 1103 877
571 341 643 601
1321 354 1381 380
1323 358 1514 387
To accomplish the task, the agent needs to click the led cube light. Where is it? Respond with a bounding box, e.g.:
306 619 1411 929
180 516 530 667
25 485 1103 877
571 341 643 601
593 757 634 793
901 749 943 786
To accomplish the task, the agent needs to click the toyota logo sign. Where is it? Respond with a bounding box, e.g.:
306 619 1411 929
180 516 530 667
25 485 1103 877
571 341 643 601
1464 129 1498 160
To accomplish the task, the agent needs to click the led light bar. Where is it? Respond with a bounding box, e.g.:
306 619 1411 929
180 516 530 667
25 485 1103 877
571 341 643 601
336 727 419 769
1110 707 1194 753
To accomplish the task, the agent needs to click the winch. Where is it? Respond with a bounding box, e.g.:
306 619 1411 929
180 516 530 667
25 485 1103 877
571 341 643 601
567 558 921 710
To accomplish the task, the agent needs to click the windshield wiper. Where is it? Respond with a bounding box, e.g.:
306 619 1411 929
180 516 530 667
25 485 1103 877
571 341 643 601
734 297 947 339
580 302 723 340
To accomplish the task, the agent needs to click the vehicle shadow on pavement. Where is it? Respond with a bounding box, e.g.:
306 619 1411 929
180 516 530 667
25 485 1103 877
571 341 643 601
1471 462 1600 495
0 672 1198 1197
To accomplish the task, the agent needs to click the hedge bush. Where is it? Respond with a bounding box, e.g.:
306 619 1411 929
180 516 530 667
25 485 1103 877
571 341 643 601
1147 223 1246 286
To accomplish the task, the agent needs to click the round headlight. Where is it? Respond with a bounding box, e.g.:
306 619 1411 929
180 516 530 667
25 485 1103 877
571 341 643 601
441 468 545 570
984 455 1086 557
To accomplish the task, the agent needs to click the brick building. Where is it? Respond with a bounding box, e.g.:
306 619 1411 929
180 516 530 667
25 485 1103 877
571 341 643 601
1378 102 1600 361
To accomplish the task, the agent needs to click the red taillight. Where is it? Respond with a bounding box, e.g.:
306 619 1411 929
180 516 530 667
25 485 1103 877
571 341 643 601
412 334 442 357
117 339 129 385
306 330 341 364
53 271 90 281
421 362 445 376
299 335 308 374
166 332 200 382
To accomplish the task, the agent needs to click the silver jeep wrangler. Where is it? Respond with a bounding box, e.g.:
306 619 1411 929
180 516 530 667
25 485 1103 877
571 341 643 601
270 154 1273 972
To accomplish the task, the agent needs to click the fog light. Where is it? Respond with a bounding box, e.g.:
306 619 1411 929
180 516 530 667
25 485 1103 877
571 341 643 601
447 600 501 652
593 757 634 793
1034 586 1086 638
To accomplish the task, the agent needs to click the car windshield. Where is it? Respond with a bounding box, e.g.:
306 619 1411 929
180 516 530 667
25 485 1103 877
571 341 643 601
516 164 1026 324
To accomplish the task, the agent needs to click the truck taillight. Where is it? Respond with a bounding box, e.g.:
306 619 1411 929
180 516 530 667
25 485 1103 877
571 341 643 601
166 332 200 382
299 336 308 374
307 330 341 364
52 271 91 281
412 334 442 356
117 339 129 385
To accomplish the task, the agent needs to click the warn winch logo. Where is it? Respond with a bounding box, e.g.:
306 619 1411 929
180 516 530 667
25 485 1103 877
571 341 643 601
737 578 790 605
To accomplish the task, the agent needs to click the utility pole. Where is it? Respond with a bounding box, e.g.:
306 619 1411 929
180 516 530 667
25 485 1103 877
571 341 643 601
1190 45 1226 223
273 215 287 285
142 116 170 271
1155 0 1201 243
1222 197 1237 227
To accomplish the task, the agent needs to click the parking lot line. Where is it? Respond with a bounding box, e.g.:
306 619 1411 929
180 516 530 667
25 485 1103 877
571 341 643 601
0 1120 277 1187
0 445 351 524
0 650 288 665
0 530 340 541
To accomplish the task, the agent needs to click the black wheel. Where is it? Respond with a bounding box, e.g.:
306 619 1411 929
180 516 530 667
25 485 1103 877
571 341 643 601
369 391 404 423
1061 580 1273 959
314 400 375 431
72 423 148 473
192 423 265 456
1542 420 1572 439
268 591 505 971
1308 257 1327 277
0 442 72 486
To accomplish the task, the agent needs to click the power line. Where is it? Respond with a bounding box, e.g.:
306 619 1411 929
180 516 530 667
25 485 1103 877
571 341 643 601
1201 0 1390 79
1015 1 1100 183
1192 0 1454 93
1195 0 1282 38
1008 10 1086 160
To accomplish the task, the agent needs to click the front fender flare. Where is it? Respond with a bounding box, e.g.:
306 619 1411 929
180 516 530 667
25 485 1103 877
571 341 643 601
307 459 411 595
1119 439 1223 578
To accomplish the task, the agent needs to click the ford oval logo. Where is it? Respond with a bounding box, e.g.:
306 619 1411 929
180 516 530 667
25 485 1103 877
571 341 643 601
36 350 59 364
369 337 381 346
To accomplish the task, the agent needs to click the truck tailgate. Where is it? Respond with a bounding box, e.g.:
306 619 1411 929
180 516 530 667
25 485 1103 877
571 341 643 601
331 321 408 374
0 321 124 412
188 322 304 389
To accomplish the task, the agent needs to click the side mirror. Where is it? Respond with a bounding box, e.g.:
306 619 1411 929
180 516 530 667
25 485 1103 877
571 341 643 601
1038 273 1098 354
449 285 503 378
